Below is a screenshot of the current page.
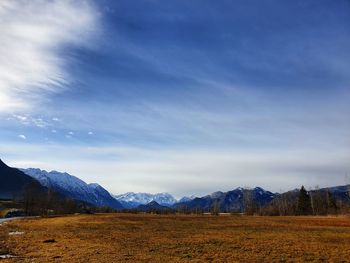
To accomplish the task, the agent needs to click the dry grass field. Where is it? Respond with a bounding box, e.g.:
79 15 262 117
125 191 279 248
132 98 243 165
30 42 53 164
1 214 350 262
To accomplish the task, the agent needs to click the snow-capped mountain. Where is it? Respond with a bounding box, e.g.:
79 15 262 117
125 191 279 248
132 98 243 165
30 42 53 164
21 168 123 209
178 195 197 203
114 192 177 208
173 187 276 212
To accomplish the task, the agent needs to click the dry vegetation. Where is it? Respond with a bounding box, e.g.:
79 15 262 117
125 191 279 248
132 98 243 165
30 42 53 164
1 214 350 262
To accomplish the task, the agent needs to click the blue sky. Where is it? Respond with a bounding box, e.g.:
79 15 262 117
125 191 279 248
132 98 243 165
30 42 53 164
0 0 349 197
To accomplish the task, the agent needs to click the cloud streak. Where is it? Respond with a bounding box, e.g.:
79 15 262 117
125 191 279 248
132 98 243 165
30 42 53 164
0 0 100 113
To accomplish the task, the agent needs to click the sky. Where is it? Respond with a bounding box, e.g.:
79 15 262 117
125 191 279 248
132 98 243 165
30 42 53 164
0 0 349 198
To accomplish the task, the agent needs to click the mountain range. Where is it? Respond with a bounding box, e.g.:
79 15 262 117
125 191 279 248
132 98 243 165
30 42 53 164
21 168 123 209
19 167 195 210
1 159 349 212
173 187 276 213
114 192 180 208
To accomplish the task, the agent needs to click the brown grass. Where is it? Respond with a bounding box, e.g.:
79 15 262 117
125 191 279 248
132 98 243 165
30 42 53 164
0 224 9 256
1 214 350 262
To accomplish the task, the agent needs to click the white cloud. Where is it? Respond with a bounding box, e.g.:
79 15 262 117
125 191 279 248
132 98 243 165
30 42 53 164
18 134 26 140
88 131 94 135
12 114 49 128
0 0 100 113
13 114 27 122
31 118 48 128
66 131 74 138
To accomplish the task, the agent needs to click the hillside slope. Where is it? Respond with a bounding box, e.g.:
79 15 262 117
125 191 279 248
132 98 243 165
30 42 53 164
21 168 123 209
0 159 45 199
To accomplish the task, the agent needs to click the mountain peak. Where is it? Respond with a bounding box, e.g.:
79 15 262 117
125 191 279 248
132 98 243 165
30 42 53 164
210 191 224 198
148 200 160 206
178 195 197 203
88 183 102 189
0 159 8 167
114 192 177 208
21 168 123 209
0 159 46 199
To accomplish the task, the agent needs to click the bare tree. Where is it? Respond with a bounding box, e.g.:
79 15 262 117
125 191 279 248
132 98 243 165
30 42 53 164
243 189 256 215
211 199 220 216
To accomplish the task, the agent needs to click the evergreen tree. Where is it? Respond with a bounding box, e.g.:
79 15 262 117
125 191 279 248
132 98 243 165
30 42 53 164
297 186 312 215
326 191 337 214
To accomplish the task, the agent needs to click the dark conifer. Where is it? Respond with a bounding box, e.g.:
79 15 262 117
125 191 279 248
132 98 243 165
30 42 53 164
297 186 312 215
326 191 337 214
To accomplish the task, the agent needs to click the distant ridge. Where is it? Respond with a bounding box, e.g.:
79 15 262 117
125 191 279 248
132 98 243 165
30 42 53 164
21 168 123 209
114 192 177 208
173 187 276 213
136 201 173 213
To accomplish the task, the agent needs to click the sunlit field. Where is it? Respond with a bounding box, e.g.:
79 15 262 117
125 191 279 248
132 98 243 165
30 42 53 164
1 214 350 262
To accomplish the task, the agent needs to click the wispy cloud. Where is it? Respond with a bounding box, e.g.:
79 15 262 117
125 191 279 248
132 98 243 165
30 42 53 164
0 0 100 113
12 114 49 128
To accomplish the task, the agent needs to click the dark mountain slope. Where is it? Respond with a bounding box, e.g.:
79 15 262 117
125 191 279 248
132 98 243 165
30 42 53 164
173 187 276 213
21 168 123 210
137 201 174 213
0 159 45 199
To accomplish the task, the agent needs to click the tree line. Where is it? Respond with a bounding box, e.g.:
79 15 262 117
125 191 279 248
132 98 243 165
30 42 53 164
14 182 95 216
7 183 350 217
249 186 349 216
174 186 350 216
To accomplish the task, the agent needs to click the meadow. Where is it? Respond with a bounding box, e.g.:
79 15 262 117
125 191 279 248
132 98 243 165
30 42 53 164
1 213 350 262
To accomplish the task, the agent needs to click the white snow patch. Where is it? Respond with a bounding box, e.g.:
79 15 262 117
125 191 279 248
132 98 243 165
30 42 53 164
8 231 24 236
